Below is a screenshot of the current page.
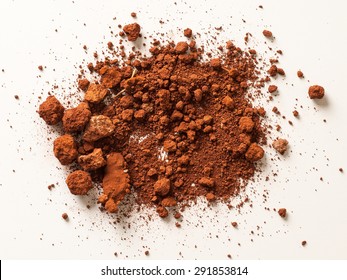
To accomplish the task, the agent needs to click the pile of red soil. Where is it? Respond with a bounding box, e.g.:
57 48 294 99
38 25 271 218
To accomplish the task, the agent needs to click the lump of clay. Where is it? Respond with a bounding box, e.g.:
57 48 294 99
239 116 254 133
53 134 78 165
62 102 91 133
123 23 141 41
198 177 215 188
66 170 93 195
163 139 177 153
154 178 171 196
78 148 106 171
278 208 287 218
175 42 189 54
38 96 65 125
98 153 130 213
100 67 122 88
83 115 115 142
272 138 289 155
245 143 264 161
84 83 108 103
308 85 325 99
210 58 222 69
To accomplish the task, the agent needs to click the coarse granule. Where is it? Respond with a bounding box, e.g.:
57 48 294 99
268 85 278 94
123 23 141 41
262 30 273 38
272 138 289 155
278 208 287 218
38 96 65 125
308 85 325 99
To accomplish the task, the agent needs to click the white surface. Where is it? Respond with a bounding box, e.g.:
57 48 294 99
0 0 346 259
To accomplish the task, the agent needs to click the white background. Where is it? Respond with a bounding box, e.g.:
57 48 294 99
0 0 346 259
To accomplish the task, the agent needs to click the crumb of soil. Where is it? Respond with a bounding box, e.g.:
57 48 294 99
123 23 141 41
308 85 325 99
184 28 192 38
272 138 289 155
262 30 273 38
278 208 287 218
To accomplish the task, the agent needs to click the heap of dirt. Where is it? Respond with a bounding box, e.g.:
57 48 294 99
38 27 269 218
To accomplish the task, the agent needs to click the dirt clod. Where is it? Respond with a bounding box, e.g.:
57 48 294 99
123 23 141 41
272 138 289 155
263 30 273 38
278 208 287 218
308 85 325 99
66 170 93 195
53 134 78 165
38 96 65 125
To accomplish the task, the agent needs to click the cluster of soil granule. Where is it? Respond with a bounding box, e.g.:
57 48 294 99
38 23 324 220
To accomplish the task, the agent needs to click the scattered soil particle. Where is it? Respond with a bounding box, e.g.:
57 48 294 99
278 208 287 218
293 110 299 117
268 85 278 93
14 95 19 100
78 79 90 91
262 30 273 38
38 65 43 71
267 64 278 77
297 70 304 78
130 12 137 18
272 138 289 155
339 168 343 173
277 68 285 76
144 250 149 256
231 222 238 228
184 28 192 38
62 213 68 220
123 23 141 41
301 240 307 246
308 85 325 99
